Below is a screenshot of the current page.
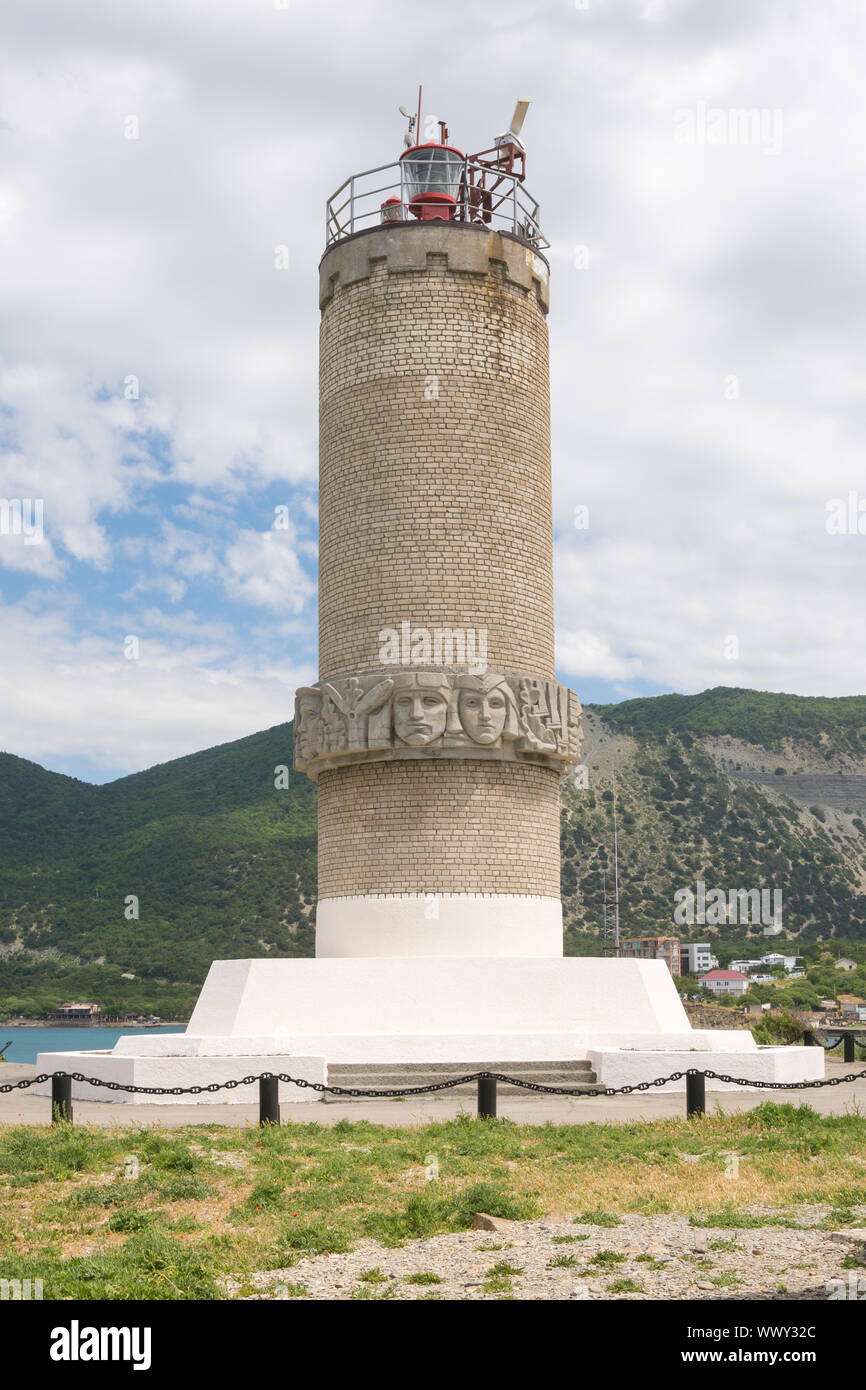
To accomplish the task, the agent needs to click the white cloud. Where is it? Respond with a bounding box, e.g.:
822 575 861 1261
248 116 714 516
224 528 315 612
0 598 314 776
2 0 866 776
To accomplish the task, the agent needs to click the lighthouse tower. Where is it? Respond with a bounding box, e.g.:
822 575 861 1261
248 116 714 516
295 101 582 958
37 102 824 1099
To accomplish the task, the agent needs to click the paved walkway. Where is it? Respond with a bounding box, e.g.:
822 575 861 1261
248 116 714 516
1 1060 863 1128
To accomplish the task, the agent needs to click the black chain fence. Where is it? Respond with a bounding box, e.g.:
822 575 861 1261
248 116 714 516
2 1066 865 1099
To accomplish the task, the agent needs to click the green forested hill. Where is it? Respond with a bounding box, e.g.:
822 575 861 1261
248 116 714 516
2 689 866 1019
0 726 316 1018
561 715 866 951
593 686 866 753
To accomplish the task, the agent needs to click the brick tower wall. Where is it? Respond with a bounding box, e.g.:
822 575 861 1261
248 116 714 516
314 222 562 951
318 224 554 678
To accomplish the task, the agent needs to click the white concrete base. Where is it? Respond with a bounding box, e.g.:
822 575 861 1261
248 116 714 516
186 956 693 1041
34 956 824 1102
315 894 563 957
34 1052 325 1105
588 1045 826 1093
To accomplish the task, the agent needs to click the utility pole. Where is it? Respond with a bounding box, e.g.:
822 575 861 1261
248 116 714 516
612 766 621 951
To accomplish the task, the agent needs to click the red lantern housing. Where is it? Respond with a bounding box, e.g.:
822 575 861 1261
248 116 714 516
398 141 465 221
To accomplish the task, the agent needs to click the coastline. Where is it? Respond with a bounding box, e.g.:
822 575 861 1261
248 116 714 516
0 1019 188 1029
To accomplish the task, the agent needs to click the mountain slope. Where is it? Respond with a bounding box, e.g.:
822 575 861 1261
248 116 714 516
0 725 316 1016
593 686 866 756
562 706 866 950
2 689 866 1017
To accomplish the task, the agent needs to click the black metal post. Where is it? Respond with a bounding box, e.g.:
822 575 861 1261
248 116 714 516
259 1074 280 1126
51 1073 73 1125
477 1074 497 1119
844 1033 856 1063
685 1071 705 1118
803 1029 817 1047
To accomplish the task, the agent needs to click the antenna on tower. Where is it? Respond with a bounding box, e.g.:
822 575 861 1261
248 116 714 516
398 103 417 149
495 97 531 150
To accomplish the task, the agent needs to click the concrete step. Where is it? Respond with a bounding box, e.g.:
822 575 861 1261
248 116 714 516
323 1059 598 1101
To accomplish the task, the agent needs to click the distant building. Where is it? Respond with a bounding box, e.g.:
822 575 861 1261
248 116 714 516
838 993 865 1019
732 953 800 976
699 969 749 997
835 958 856 973
761 952 799 972
680 943 715 975
618 936 681 976
53 1002 101 1021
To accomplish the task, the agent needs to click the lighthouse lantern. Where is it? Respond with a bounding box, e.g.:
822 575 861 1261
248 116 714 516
399 142 465 220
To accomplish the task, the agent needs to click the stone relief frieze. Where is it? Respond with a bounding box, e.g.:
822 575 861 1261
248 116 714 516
293 669 582 779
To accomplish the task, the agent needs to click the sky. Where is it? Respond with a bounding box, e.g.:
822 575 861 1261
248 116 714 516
1 0 865 783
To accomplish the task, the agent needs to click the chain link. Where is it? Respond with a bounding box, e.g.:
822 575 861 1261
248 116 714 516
1 1066 865 1100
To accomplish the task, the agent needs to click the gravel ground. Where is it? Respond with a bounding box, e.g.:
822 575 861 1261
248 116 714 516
229 1209 866 1301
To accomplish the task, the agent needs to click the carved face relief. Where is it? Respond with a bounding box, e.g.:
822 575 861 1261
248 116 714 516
458 687 508 744
393 689 448 746
295 693 322 762
294 669 581 778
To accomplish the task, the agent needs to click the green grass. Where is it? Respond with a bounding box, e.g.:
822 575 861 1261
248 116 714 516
688 1209 798 1229
634 1255 668 1270
0 1104 863 1300
574 1208 621 1227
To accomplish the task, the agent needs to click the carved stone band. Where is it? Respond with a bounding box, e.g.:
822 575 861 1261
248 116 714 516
293 669 583 780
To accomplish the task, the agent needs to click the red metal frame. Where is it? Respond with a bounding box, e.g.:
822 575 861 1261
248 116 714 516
457 140 526 227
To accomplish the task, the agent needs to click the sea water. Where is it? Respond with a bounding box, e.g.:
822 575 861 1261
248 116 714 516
0 1026 181 1065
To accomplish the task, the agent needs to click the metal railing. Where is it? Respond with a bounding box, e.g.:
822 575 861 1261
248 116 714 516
325 158 548 250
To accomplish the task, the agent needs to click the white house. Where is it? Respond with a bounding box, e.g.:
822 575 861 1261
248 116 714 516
761 952 799 972
699 969 750 997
